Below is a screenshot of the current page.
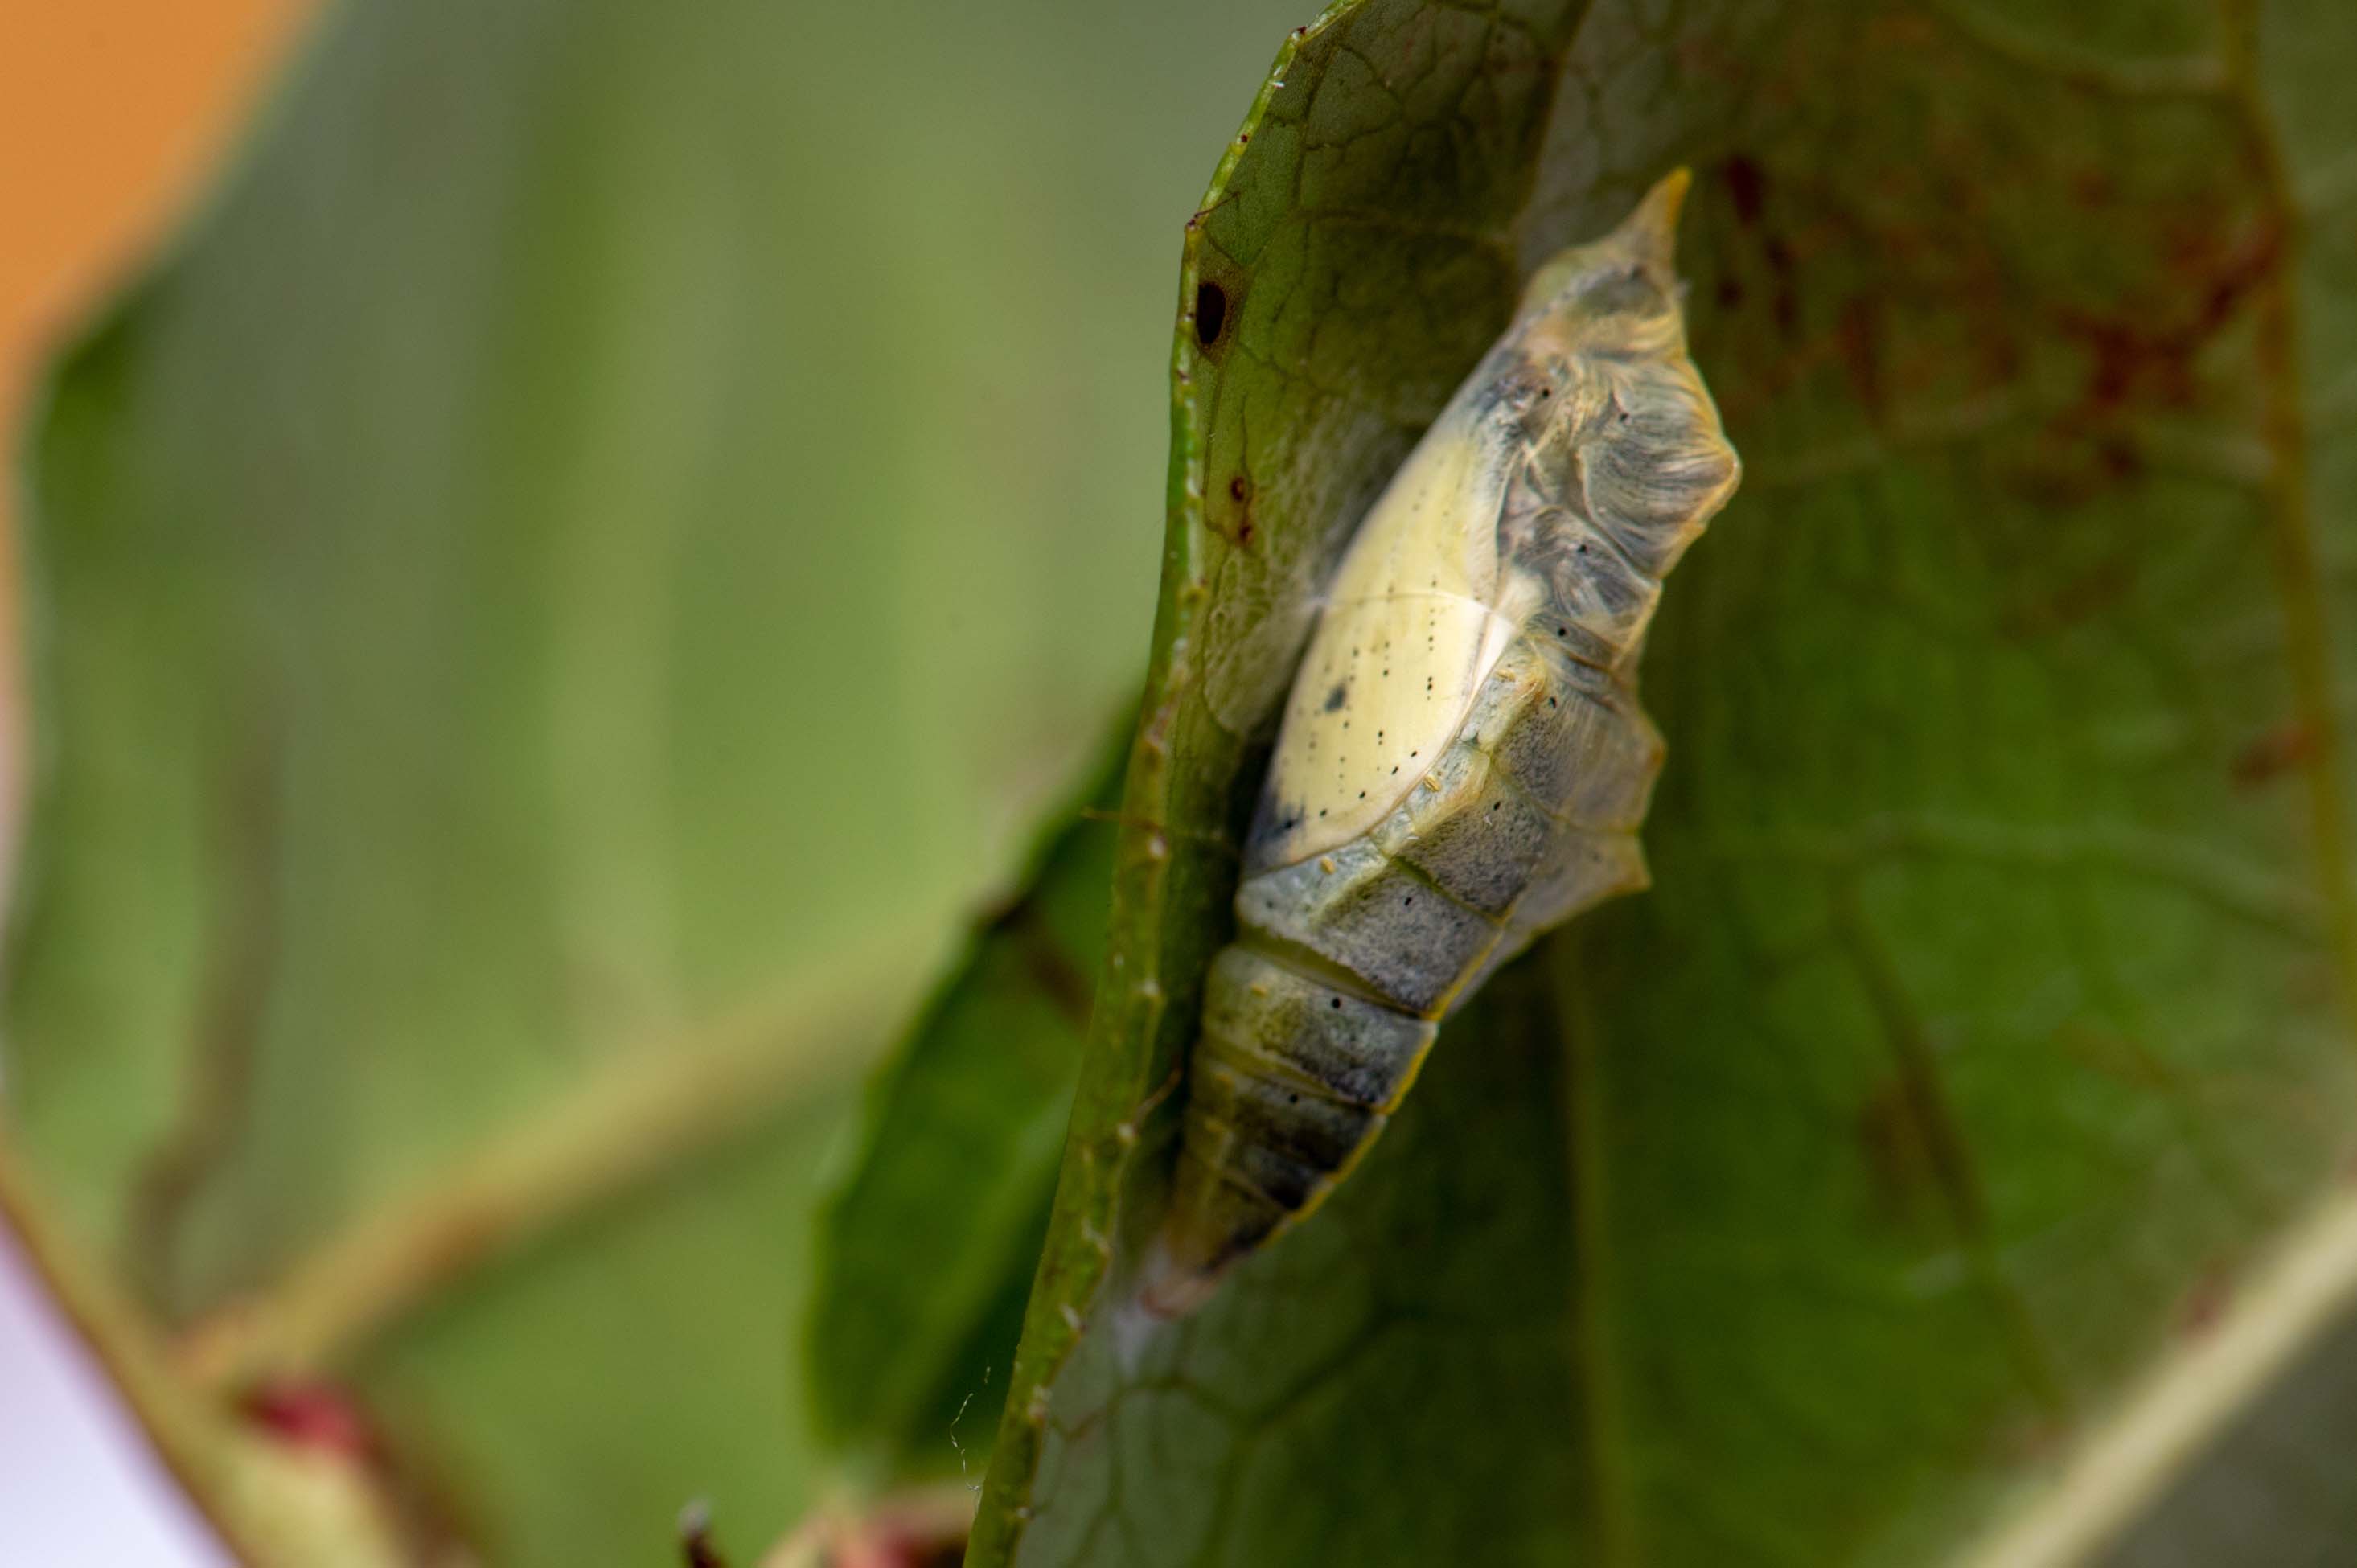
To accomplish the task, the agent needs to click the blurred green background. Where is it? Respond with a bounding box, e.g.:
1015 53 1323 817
2 0 1304 1560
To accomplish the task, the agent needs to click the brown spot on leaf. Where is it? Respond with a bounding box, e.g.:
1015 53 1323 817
1855 1077 1937 1225
1723 153 1767 228
1834 293 1884 417
2057 223 2279 421
1222 473 1256 548
2177 1264 2234 1338
1992 1413 2071 1467
2232 723 2316 789
2054 1020 2178 1094
2001 558 2135 638
1764 232 1801 338
1193 280 1229 348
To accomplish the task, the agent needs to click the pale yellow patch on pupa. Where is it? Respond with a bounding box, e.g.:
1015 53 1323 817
1254 407 1531 868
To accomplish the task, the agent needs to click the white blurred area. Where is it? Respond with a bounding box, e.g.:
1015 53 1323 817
0 1224 231 1566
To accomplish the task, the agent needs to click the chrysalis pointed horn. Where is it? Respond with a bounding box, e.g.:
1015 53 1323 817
1517 166 1694 313
1611 165 1691 279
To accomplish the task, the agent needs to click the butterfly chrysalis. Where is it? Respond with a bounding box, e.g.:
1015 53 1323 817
1140 170 1741 1316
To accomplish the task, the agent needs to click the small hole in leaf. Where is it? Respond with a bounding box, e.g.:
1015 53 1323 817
1195 281 1229 346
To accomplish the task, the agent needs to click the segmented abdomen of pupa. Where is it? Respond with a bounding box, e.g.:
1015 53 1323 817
1139 170 1741 1317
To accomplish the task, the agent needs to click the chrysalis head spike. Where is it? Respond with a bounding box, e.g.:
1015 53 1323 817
1616 163 1690 278
1517 166 1692 317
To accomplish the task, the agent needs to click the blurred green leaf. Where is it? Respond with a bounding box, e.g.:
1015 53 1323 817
962 2 2357 1564
2 0 1306 1560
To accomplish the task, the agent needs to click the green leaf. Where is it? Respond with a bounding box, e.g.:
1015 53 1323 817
809 733 1126 1474
1 0 1305 1561
969 1 2357 1563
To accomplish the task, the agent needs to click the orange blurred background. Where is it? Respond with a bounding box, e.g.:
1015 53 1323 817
0 0 314 875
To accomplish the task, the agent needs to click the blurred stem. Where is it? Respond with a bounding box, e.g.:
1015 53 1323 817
1956 1181 2357 1568
2215 0 2357 1036
0 1133 413 1568
178 936 914 1394
756 1484 975 1568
